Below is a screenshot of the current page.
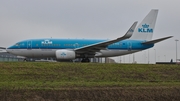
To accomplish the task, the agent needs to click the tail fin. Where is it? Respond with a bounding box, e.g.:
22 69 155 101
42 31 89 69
130 9 158 41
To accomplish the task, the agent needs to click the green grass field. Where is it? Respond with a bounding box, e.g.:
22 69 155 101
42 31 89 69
0 62 180 100
0 62 180 89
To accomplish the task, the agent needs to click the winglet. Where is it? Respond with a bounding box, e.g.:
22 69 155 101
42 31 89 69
117 21 138 40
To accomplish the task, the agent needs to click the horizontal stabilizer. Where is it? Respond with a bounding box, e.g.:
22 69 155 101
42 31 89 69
0 47 6 49
0 47 7 53
142 36 173 44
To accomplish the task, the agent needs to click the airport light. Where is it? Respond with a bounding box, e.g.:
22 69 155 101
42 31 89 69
175 39 179 62
144 51 146 63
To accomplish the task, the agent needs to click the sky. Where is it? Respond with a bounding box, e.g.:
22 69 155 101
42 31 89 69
0 0 180 63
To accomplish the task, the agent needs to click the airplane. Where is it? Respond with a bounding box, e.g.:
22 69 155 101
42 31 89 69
1 9 172 62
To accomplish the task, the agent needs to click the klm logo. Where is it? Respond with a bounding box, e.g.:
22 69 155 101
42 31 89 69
61 52 66 56
41 40 52 44
138 24 153 33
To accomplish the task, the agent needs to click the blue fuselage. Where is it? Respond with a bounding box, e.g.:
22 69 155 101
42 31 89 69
8 39 153 50
7 38 154 58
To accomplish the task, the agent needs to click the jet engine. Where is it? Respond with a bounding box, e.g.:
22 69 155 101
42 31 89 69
55 50 76 60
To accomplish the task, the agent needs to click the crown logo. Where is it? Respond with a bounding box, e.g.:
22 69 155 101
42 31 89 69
42 40 52 44
142 24 149 28
61 52 66 56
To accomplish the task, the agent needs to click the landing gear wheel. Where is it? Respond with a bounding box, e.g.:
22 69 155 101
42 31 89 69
23 58 27 62
81 58 90 63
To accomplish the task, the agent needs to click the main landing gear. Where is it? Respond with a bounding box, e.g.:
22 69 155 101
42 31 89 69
81 58 90 62
23 58 28 62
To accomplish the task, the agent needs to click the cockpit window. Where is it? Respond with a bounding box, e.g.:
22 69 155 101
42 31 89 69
15 43 20 46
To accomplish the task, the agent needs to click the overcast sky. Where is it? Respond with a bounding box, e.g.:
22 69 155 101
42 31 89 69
0 0 180 63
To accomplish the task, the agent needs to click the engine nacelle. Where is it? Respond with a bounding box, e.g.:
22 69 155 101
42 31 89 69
56 50 76 60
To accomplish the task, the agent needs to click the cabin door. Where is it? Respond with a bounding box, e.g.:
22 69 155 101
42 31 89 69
128 42 132 51
27 41 32 49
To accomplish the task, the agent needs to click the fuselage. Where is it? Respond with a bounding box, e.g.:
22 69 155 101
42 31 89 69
6 38 154 59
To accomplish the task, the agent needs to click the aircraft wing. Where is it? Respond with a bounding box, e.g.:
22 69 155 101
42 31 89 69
0 47 7 53
142 36 173 44
74 21 138 54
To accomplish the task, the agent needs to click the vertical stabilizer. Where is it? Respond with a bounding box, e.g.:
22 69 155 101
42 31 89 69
130 9 158 41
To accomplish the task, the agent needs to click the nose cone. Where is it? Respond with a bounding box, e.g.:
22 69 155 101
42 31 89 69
6 46 13 53
6 48 10 53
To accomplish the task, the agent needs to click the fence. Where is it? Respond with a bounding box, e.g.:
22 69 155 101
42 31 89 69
0 56 24 62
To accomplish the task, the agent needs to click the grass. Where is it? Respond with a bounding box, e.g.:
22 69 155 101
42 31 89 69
0 62 180 89
0 62 180 100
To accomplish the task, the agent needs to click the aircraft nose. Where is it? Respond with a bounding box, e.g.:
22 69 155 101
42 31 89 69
6 46 12 53
6 48 10 53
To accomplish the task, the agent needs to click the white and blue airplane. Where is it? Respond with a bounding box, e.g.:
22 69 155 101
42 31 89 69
1 9 172 62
